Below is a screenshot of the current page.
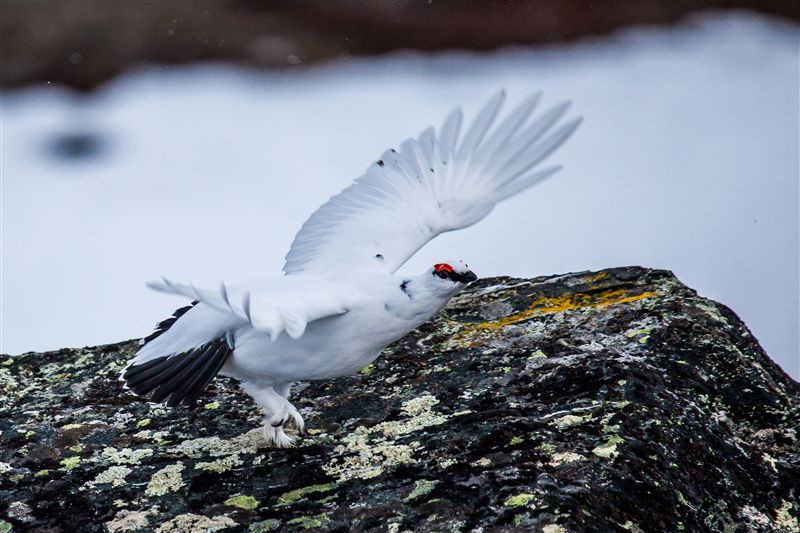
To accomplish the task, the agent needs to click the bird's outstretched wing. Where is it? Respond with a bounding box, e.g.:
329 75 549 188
147 276 351 342
283 90 581 275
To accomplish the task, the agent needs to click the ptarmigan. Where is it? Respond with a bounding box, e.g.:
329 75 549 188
121 90 580 447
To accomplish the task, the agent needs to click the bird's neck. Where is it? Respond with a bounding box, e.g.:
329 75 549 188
386 274 459 323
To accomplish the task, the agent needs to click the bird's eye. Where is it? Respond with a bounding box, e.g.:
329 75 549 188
434 263 453 273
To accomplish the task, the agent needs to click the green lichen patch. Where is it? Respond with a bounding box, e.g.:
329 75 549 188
277 483 337 505
224 494 260 510
60 456 81 471
505 493 536 507
404 479 439 502
287 514 330 528
250 519 281 532
0 520 10 533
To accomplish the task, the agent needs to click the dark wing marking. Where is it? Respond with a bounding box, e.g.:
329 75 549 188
141 301 199 345
122 336 233 407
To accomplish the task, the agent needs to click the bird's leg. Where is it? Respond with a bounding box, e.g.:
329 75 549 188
275 382 306 436
240 382 304 448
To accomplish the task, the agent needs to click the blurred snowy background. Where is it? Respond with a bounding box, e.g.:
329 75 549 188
1 2 798 378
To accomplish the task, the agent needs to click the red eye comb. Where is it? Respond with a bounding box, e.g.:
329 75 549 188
434 263 454 273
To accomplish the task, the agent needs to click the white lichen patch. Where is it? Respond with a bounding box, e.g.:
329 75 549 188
106 509 151 532
323 393 448 482
0 462 12 474
553 414 585 428
145 462 185 497
548 452 586 467
84 465 133 489
172 428 266 459
8 501 32 521
101 447 154 465
592 436 623 460
542 525 568 533
741 505 771 528
775 500 799 531
195 453 242 473
154 513 236 533
762 452 778 472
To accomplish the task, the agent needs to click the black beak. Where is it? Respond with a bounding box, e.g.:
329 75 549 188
455 270 478 283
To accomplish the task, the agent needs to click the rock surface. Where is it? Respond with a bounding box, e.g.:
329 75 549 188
1 266 798 532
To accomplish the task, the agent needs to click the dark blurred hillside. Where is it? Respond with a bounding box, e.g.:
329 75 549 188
2 0 799 92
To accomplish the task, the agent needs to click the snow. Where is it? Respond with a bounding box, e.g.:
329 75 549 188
1 12 798 378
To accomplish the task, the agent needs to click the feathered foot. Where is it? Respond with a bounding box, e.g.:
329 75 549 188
241 381 306 448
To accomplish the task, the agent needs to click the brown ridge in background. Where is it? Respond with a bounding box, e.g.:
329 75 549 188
1 0 799 92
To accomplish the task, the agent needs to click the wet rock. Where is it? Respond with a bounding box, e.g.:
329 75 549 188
1 267 798 531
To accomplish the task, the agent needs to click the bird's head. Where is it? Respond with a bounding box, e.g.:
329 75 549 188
430 260 478 288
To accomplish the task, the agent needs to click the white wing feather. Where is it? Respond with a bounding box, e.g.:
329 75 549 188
283 90 581 275
147 276 351 342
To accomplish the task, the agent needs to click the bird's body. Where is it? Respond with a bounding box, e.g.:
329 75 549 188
121 90 580 446
221 271 454 384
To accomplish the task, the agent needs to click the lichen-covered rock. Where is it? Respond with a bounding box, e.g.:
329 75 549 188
1 267 798 532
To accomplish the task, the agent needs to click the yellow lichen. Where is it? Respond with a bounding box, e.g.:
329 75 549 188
454 288 658 345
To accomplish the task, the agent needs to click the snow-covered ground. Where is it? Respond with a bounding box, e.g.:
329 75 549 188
2 12 798 378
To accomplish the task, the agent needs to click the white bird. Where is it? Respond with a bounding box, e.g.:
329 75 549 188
121 90 581 447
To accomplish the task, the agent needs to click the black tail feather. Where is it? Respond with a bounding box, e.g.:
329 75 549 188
125 353 196 393
170 343 229 407
141 301 199 345
122 337 233 407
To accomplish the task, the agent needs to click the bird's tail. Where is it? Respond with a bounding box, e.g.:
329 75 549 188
121 338 233 407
